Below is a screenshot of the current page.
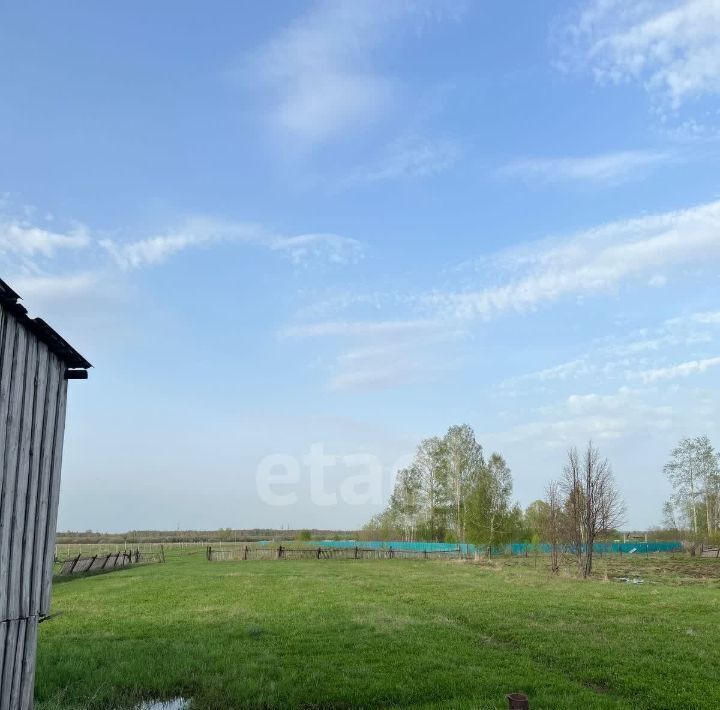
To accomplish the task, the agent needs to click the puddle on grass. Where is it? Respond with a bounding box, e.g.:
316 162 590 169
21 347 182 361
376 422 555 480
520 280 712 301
135 699 190 710
615 577 645 584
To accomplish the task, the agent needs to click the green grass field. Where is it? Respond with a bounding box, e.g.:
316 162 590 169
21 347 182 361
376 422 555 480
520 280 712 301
36 551 720 709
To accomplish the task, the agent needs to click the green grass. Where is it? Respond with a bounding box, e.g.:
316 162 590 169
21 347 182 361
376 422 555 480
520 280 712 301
36 551 720 709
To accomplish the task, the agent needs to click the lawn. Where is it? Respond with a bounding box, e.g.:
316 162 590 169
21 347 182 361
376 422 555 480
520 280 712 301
36 551 720 709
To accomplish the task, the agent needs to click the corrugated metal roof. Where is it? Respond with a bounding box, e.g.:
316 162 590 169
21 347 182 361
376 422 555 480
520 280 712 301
0 277 92 370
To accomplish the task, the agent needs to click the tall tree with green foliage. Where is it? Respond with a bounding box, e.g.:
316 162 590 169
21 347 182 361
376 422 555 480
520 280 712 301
524 499 549 543
664 436 720 542
442 424 485 544
464 453 516 549
389 466 423 542
412 436 448 541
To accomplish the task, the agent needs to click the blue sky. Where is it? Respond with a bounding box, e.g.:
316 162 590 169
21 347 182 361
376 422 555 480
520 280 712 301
2 0 720 532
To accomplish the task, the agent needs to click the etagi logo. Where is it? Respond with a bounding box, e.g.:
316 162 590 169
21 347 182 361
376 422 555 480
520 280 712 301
256 443 412 507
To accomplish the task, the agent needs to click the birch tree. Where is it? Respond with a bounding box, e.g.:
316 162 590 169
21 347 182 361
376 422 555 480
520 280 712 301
465 453 513 549
413 436 448 541
389 467 422 542
665 438 702 540
485 453 513 546
665 436 720 543
442 424 485 544
561 442 625 578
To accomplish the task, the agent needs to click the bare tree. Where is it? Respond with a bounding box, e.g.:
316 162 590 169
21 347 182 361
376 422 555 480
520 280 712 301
544 481 562 574
561 442 625 578
562 447 584 569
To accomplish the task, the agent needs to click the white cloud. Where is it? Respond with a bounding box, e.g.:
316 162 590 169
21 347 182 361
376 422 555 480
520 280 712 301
566 387 671 417
689 311 720 324
347 136 460 185
280 318 439 339
636 356 720 383
0 218 90 258
326 332 457 391
101 218 364 270
490 386 674 449
9 272 100 302
429 199 720 320
100 218 262 269
499 150 671 186
328 364 423 391
247 0 456 145
270 233 364 266
563 0 720 108
504 359 591 387
604 331 711 357
0 212 98 312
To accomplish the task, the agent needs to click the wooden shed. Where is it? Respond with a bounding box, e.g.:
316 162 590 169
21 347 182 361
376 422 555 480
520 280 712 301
0 278 90 709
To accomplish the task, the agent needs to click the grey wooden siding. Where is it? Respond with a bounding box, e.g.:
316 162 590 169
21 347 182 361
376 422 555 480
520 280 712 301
0 300 69 709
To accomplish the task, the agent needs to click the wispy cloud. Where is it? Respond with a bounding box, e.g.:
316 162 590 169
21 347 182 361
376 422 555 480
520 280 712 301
326 332 458 391
636 356 720 383
328 362 430 391
346 136 460 185
287 199 720 391
9 272 101 303
503 359 591 387
561 0 720 108
280 318 439 339
0 218 90 258
489 386 674 448
101 218 364 270
499 149 671 186
499 306 720 397
1 204 365 319
683 311 720 325
604 331 712 357
245 0 458 146
0 210 99 307
429 200 720 320
270 233 364 266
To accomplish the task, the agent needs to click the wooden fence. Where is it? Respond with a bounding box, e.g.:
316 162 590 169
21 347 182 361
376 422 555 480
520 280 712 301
57 548 165 576
206 545 463 562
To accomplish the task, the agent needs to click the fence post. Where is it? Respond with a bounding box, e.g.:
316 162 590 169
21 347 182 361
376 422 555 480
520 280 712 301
68 553 82 574
278 545 283 559
160 544 166 563
317 547 321 559
244 545 249 561
354 546 358 559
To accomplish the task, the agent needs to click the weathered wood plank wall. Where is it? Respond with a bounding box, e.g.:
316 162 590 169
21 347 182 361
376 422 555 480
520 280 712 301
0 300 69 709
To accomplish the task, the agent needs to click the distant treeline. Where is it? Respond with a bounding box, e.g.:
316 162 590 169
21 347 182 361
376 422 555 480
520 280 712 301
56 529 360 544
